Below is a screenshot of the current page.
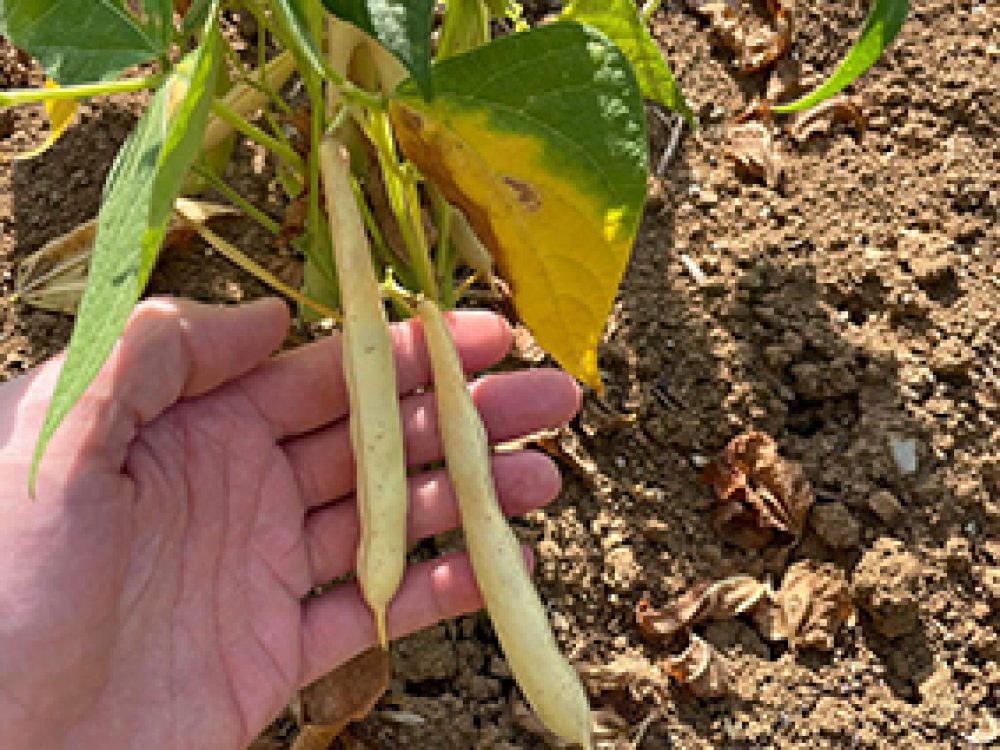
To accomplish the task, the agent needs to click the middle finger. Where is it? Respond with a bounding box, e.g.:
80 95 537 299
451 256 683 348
284 367 580 509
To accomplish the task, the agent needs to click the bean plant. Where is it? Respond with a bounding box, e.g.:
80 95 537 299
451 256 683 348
0 0 908 745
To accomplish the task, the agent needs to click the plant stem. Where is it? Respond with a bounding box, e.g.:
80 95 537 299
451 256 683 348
401 173 439 300
0 74 164 106
453 272 480 304
350 177 417 291
192 222 340 321
381 279 417 318
434 197 457 309
191 162 282 235
211 98 305 174
366 112 438 299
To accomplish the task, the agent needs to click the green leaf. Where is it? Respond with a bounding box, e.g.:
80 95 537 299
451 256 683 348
562 0 693 125
0 0 161 84
269 0 330 82
389 21 648 388
772 0 910 113
141 0 175 49
322 0 433 97
29 12 222 491
180 0 216 36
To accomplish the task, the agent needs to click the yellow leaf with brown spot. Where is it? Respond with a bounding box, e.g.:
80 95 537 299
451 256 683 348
390 22 648 388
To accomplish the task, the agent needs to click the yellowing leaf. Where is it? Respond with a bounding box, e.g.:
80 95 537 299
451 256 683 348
390 23 648 388
14 80 78 161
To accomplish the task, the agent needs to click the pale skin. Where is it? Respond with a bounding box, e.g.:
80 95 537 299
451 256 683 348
0 297 580 750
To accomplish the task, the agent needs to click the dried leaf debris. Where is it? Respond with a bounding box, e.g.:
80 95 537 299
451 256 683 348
292 647 390 750
786 94 868 143
753 561 854 650
688 0 796 72
701 431 814 549
724 122 786 188
13 199 236 314
639 563 853 695
663 633 733 698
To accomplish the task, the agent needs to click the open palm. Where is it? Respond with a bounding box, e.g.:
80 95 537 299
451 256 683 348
0 298 579 750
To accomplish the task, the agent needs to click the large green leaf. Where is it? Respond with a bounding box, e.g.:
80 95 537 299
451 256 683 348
0 0 161 84
389 21 648 388
30 12 222 490
562 0 693 124
772 0 910 113
322 0 433 96
141 0 175 49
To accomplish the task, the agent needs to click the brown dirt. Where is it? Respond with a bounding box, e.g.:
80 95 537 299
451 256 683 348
2 2 999 748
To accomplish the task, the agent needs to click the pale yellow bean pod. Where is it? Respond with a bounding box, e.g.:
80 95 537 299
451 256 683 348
417 299 592 749
320 139 407 647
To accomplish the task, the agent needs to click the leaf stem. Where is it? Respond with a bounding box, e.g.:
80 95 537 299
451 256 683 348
350 176 417 291
0 74 164 107
191 162 282 235
211 98 305 173
192 221 340 321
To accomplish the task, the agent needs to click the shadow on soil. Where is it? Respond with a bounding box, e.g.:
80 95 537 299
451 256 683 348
548 112 972 745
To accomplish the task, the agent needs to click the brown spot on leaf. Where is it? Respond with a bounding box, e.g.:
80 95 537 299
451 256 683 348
501 175 542 212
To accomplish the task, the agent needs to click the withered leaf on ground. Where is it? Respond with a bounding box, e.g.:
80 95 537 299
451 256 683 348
293 647 391 750
688 0 795 72
637 576 768 642
766 58 804 103
13 200 236 314
786 94 867 143
578 653 670 702
724 123 785 188
662 633 733 698
753 560 853 650
701 431 814 549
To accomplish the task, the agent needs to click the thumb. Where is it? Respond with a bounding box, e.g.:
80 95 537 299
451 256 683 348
26 296 290 478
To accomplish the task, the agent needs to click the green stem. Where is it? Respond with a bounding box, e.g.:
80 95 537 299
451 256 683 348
192 162 282 235
402 173 439 300
211 99 305 174
222 33 253 81
435 200 457 309
366 112 437 298
264 0 386 112
351 177 417 290
306 84 324 290
0 74 164 106
193 222 340 321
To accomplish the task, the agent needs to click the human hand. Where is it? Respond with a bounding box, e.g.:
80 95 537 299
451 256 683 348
0 297 580 750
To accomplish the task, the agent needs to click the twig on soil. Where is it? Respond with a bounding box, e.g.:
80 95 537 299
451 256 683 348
653 109 685 176
630 708 662 749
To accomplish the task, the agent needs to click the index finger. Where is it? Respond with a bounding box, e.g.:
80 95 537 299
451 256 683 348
236 310 512 439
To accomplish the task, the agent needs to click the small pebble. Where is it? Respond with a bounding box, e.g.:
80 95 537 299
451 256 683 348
889 437 918 475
